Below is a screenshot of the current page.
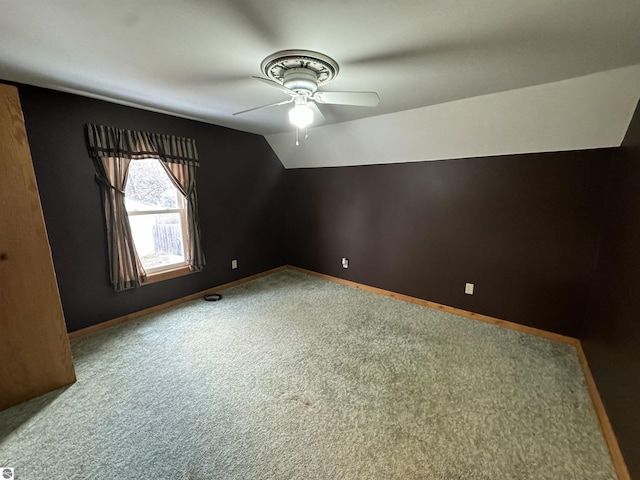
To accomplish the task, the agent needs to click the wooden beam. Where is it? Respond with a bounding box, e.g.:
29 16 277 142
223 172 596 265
0 84 75 410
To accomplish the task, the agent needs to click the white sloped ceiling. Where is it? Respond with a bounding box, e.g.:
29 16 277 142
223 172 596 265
267 65 640 169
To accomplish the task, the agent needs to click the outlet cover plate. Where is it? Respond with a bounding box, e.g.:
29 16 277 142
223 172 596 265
465 283 474 295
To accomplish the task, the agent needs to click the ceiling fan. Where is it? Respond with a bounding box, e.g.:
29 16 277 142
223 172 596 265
233 50 380 144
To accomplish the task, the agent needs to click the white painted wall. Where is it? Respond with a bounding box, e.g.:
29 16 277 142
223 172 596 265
266 65 640 169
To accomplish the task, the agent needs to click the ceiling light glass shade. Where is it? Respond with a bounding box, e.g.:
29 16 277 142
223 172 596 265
288 104 314 128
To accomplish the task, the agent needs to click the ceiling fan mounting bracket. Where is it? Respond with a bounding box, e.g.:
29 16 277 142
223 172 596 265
261 50 339 87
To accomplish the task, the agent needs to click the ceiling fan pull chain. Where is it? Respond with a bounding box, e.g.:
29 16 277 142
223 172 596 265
295 127 300 146
305 127 309 141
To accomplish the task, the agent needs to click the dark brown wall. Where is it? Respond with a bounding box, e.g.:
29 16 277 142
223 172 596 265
18 85 286 332
285 151 614 337
582 103 640 479
15 81 639 473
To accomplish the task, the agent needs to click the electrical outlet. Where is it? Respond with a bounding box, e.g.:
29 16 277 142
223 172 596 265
465 283 474 295
341 257 349 269
231 259 238 269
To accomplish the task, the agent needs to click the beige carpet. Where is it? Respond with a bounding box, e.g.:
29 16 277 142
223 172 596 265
0 270 615 479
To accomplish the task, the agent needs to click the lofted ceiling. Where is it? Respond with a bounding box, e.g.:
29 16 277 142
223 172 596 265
1 0 639 167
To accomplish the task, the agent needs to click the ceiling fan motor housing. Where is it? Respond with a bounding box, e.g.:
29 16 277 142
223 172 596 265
283 68 318 94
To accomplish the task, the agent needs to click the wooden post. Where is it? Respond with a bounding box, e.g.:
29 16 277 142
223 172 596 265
0 83 76 410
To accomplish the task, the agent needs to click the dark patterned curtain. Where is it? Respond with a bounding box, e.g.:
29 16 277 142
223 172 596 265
160 161 205 271
86 123 205 291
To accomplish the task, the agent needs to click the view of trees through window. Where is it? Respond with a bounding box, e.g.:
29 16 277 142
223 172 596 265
125 159 187 272
125 159 178 209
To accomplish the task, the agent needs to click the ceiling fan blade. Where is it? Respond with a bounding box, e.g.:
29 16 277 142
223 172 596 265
233 97 293 116
252 76 296 96
308 102 326 126
313 91 380 107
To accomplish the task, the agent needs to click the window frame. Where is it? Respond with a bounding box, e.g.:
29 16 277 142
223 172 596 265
124 159 192 281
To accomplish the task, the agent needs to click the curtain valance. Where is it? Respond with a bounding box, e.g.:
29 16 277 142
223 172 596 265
86 123 199 166
86 123 205 291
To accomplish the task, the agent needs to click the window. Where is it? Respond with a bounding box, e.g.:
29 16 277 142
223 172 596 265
87 123 204 291
125 159 188 275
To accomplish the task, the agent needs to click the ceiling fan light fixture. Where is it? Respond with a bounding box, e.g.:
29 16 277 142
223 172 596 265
288 103 314 128
234 50 379 145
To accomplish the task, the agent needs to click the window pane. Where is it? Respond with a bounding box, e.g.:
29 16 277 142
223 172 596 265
125 159 180 210
128 212 186 270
